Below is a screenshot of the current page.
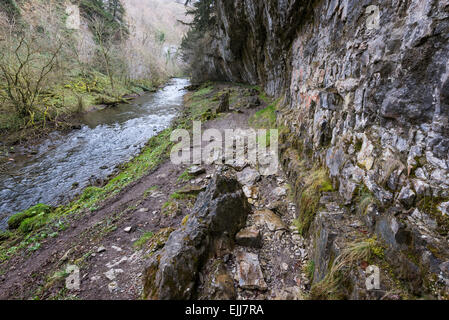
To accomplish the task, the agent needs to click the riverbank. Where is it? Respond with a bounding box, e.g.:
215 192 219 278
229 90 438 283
0 74 168 150
0 78 189 229
0 81 415 300
0 81 262 298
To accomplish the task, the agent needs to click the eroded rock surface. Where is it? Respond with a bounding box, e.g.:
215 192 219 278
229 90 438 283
142 169 250 300
192 0 449 299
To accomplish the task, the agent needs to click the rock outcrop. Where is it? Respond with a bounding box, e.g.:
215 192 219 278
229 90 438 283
143 169 251 300
193 0 449 298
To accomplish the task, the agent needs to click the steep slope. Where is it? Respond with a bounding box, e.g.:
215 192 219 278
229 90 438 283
191 0 449 298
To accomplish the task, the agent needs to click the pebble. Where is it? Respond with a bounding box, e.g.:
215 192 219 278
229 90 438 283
108 282 118 293
97 246 106 253
111 246 123 252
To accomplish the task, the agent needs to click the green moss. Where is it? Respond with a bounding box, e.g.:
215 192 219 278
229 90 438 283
354 138 363 153
169 191 196 201
193 85 213 97
161 201 180 216
0 231 12 241
8 204 52 230
133 232 154 249
417 196 449 236
249 103 277 129
178 169 194 183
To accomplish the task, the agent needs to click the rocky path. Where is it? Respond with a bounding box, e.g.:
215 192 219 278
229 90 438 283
0 84 310 300
229 166 308 300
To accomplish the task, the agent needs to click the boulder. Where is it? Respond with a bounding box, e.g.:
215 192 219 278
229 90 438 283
143 169 250 300
236 251 267 291
235 226 262 248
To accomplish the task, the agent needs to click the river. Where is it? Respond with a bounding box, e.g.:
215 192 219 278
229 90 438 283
0 78 189 229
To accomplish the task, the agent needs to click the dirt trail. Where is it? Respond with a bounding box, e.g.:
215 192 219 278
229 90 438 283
0 84 308 300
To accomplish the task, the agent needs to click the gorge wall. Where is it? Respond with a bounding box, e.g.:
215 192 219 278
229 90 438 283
195 0 449 298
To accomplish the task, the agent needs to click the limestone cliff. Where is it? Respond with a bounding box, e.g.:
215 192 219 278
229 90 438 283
194 0 449 298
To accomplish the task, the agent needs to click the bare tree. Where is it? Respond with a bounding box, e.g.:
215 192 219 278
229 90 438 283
0 29 62 118
91 16 116 91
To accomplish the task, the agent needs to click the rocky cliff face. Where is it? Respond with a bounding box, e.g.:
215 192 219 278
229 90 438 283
196 0 449 298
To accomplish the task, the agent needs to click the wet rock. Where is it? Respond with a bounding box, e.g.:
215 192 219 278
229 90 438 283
236 251 267 291
253 209 287 232
143 170 250 300
235 226 262 248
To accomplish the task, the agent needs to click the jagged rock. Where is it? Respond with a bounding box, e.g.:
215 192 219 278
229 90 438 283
198 260 236 300
236 251 267 291
357 135 375 171
409 209 438 231
272 187 288 198
177 185 206 195
236 167 260 186
326 147 346 177
253 209 287 232
412 179 431 197
247 96 261 108
438 202 449 216
104 269 123 281
242 185 259 199
188 166 206 176
363 174 393 205
143 170 250 300
187 0 449 299
217 92 230 113
398 186 416 208
235 226 262 248
268 201 288 216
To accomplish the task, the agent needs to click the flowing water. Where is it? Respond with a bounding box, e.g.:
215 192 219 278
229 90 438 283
0 78 190 229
